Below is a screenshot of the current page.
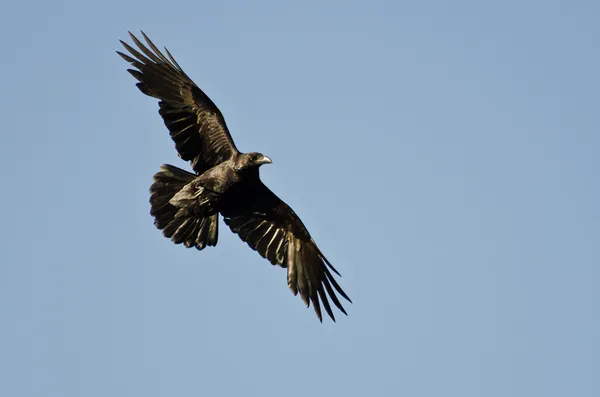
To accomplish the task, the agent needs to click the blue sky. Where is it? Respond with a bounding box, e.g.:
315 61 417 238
1 0 599 396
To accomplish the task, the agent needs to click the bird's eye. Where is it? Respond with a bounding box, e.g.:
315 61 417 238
252 154 260 161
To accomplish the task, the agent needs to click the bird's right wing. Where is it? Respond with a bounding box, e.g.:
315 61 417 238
118 32 239 175
221 181 351 322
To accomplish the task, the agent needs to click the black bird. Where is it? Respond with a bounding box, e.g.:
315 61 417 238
117 32 351 321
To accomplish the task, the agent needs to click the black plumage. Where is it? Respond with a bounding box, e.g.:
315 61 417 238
118 32 351 321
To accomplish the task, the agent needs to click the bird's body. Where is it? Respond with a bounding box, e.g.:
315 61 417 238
118 32 351 321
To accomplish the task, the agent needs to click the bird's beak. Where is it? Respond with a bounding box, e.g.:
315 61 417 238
260 156 273 165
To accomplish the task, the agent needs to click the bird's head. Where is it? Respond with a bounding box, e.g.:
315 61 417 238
236 152 273 171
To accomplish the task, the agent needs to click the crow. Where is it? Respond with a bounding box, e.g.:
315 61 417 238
118 32 351 321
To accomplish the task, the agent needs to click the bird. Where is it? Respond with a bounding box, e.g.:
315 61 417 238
117 31 351 321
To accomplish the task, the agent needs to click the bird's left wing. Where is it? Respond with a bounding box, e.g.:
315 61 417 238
221 181 351 322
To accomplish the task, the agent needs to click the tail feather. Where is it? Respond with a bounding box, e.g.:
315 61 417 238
150 164 219 250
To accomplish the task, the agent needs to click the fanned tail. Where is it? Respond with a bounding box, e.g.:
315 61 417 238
150 164 219 250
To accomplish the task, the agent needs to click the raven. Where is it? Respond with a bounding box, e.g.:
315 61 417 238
118 32 351 321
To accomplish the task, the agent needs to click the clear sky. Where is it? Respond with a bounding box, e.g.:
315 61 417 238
1 1 599 396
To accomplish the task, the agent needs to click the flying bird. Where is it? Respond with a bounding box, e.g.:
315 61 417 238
117 32 351 321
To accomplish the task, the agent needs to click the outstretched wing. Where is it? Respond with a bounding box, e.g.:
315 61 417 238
221 181 352 322
118 31 239 175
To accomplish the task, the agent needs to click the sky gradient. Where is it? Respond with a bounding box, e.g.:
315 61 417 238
1 1 599 396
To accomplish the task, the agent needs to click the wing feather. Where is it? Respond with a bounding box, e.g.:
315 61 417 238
221 181 351 322
118 32 239 174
